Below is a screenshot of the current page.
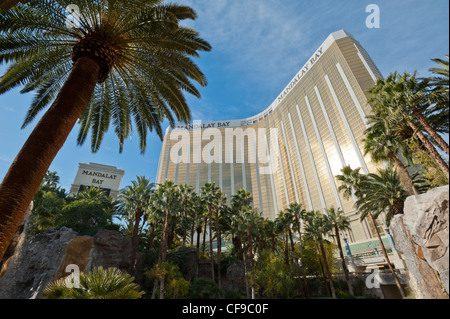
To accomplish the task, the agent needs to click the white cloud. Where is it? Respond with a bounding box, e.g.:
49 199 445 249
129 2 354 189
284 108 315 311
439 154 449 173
1 105 15 112
0 155 12 163
179 0 313 84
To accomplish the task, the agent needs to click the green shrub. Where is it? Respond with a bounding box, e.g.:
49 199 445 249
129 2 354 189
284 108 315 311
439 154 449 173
188 278 224 299
335 288 356 299
224 290 244 299
58 199 113 235
44 267 144 299
145 262 191 299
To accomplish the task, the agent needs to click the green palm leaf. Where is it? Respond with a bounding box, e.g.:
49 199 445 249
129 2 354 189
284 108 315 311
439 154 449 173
0 0 211 152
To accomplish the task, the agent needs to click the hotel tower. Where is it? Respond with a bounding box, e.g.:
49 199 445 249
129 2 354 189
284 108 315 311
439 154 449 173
156 30 397 256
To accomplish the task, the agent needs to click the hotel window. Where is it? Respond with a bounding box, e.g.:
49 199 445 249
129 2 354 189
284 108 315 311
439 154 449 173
366 214 385 237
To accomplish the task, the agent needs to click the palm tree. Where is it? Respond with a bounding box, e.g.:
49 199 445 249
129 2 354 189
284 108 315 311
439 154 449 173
364 115 419 196
214 191 227 289
239 208 261 299
337 165 407 297
325 207 354 295
430 55 449 87
178 184 195 246
229 189 253 259
427 55 449 141
336 165 367 201
43 171 60 188
286 202 310 298
368 73 449 179
261 218 279 255
356 168 408 227
398 72 449 155
337 165 407 298
44 266 144 299
193 196 206 253
200 182 221 283
304 210 336 299
355 168 407 298
118 176 154 274
0 0 211 262
0 0 20 11
150 180 180 299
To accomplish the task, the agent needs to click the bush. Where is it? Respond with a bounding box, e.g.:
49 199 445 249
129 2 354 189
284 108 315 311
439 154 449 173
254 249 303 299
44 267 144 299
188 278 224 299
145 262 191 299
58 199 113 235
335 288 356 299
224 290 244 299
167 246 194 276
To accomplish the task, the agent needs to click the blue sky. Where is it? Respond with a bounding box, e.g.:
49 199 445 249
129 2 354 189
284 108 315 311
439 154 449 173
0 0 449 192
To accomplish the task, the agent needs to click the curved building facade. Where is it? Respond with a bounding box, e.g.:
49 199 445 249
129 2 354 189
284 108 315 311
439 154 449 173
156 30 393 248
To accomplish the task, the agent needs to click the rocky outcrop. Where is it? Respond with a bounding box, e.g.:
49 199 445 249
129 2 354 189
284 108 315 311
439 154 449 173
0 228 133 299
0 227 78 299
89 229 133 271
390 185 449 299
226 260 246 292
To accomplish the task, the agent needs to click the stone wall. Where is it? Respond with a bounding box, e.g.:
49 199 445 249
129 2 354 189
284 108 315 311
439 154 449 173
390 185 449 299
0 228 133 299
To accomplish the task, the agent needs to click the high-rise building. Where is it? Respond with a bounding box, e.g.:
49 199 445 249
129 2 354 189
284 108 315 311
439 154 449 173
156 30 396 257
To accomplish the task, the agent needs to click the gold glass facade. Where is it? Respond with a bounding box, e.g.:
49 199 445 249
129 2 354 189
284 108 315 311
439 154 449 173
155 30 385 244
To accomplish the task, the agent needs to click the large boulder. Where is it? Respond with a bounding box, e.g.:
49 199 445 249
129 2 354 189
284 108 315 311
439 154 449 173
226 260 246 293
390 185 449 299
0 227 133 299
0 227 78 299
89 229 133 271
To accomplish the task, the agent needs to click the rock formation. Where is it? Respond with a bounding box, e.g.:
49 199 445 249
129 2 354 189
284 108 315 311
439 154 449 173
390 185 449 299
0 227 133 299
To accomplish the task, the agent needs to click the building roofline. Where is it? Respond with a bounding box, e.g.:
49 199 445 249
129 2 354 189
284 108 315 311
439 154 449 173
166 29 353 134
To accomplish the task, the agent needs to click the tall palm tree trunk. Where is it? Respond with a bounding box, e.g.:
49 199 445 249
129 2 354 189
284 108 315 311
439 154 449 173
409 104 450 155
288 228 299 264
0 0 20 11
0 56 100 262
319 241 336 299
208 205 214 281
247 227 255 299
190 210 197 248
288 228 306 297
296 226 310 298
215 210 222 289
148 222 155 252
315 242 330 296
409 122 449 179
202 217 207 255
334 226 354 295
130 206 143 275
242 239 250 299
159 208 171 299
196 226 202 252
389 152 419 196
370 213 406 298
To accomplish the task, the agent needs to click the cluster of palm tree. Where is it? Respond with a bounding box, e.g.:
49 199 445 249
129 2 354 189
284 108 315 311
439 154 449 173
333 54 449 299
364 57 449 191
336 166 407 298
117 177 358 299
